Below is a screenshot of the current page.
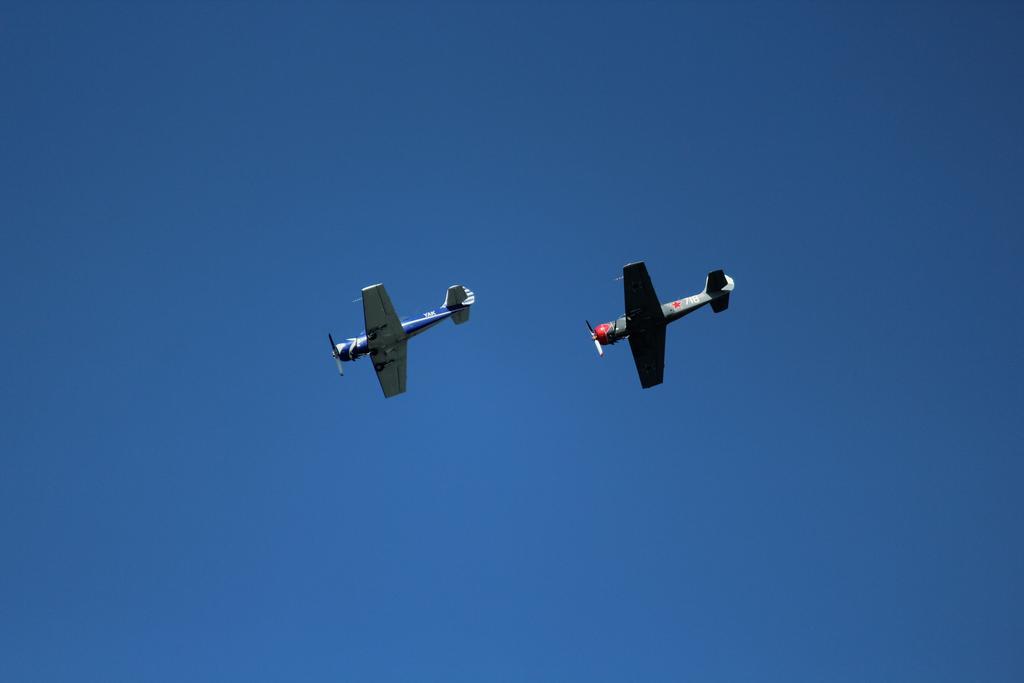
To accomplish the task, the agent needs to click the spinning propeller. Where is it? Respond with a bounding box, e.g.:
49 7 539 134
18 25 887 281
328 333 344 376
585 320 604 358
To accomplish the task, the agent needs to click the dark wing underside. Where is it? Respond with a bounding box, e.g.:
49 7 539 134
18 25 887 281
623 261 662 324
622 262 666 388
628 327 666 389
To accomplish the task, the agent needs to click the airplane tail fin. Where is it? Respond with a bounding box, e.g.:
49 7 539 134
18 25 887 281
443 285 474 324
704 270 734 313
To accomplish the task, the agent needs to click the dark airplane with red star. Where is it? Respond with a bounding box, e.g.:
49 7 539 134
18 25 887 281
586 262 735 389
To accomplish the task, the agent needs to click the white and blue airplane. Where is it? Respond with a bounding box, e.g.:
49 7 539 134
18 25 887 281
329 283 475 398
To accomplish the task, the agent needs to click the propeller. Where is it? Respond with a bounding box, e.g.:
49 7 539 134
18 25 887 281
586 320 604 357
328 333 344 376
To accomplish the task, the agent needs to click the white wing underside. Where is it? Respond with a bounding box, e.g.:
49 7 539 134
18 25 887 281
373 339 407 398
361 284 408 398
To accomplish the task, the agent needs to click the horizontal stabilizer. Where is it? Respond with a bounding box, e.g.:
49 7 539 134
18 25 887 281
443 285 475 309
705 269 729 294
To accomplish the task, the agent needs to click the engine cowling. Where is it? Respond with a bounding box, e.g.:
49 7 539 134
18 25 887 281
594 322 614 345
338 340 364 361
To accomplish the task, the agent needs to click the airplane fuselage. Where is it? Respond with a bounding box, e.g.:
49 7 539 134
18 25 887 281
596 288 724 345
335 304 464 362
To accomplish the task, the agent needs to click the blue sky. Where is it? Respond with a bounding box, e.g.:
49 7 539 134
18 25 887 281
2 2 1022 680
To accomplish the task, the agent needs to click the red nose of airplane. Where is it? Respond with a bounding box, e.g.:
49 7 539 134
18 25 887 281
594 323 612 345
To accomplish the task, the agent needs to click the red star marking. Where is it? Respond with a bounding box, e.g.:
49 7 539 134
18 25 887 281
672 301 682 309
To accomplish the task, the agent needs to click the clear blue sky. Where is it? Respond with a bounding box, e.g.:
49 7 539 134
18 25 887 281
2 2 1022 680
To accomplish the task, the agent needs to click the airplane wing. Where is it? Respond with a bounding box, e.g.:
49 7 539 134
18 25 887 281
623 262 667 388
362 284 409 398
623 262 663 324
362 284 405 349
628 327 666 389
373 339 408 398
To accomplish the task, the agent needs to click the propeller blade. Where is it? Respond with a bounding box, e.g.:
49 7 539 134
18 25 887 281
586 321 604 357
328 333 344 376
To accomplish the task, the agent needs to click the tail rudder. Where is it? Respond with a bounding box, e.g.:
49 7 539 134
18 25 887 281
443 285 474 324
704 270 734 313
